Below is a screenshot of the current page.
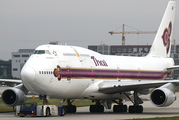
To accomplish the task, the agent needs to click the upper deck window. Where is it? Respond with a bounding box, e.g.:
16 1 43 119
33 50 51 55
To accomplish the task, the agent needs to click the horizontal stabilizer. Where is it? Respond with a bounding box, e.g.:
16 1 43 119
0 79 21 87
167 65 179 71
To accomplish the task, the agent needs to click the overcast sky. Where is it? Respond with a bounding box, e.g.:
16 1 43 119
0 0 179 60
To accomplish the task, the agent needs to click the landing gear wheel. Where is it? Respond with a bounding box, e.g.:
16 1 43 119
123 105 127 113
129 105 143 113
66 105 76 113
90 105 104 113
98 105 104 113
90 105 94 113
129 106 135 113
72 105 76 113
60 107 65 116
46 107 50 117
136 105 143 113
113 105 119 112
65 99 77 113
113 105 127 113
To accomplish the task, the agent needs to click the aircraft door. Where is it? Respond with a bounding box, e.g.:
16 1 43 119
91 66 95 82
138 68 141 80
66 66 71 81
117 67 120 81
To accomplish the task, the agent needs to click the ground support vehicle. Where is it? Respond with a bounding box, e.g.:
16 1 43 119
16 103 66 117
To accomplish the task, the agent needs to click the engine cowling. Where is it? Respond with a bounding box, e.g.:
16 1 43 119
150 87 176 107
1 87 27 107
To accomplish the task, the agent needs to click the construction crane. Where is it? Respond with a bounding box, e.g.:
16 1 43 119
109 24 157 45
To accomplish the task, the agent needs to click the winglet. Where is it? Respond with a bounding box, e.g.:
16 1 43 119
148 1 176 58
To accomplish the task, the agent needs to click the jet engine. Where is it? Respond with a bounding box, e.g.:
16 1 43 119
1 84 28 107
150 87 176 107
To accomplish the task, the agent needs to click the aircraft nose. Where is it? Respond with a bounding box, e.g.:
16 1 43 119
21 66 35 83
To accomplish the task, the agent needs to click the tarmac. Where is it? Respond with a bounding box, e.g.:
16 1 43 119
1 86 179 120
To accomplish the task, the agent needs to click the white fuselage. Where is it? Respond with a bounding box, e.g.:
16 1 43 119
21 45 174 100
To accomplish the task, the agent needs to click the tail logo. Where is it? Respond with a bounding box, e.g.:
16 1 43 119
162 22 172 54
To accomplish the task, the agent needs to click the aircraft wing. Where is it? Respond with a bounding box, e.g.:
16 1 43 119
0 79 22 87
98 80 179 94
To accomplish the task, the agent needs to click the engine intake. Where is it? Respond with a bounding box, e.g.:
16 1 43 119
2 87 27 107
150 87 176 107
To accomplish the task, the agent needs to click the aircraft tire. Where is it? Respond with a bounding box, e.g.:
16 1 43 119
113 105 119 112
46 107 50 117
123 105 127 112
90 105 104 113
113 105 127 113
129 105 143 113
72 105 76 113
90 105 95 113
66 105 76 113
60 107 65 116
99 105 104 113
129 106 135 113
136 105 143 113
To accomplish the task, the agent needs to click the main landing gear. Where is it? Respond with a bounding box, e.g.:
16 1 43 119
129 105 143 113
113 99 127 113
64 99 76 113
124 91 143 113
90 100 104 113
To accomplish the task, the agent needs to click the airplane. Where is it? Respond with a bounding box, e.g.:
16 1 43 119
1 1 179 114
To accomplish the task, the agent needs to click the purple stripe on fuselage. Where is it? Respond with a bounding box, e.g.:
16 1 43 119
60 68 167 80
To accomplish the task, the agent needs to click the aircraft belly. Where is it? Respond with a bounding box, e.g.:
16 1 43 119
47 79 129 100
27 77 128 100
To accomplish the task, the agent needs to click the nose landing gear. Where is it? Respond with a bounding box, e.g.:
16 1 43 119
39 95 50 105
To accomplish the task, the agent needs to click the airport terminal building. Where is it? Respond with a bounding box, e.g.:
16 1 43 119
12 49 34 78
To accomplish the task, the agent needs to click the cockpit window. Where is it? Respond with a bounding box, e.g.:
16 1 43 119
33 50 38 54
37 50 45 54
33 50 51 55
45 50 51 55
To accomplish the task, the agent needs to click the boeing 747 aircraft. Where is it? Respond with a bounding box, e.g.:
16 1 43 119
1 1 179 114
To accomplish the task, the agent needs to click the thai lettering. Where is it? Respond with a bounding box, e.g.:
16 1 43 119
91 56 108 66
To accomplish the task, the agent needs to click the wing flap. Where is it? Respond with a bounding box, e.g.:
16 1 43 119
98 80 179 94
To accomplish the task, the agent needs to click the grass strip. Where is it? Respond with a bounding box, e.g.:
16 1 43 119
0 97 95 113
125 116 179 120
